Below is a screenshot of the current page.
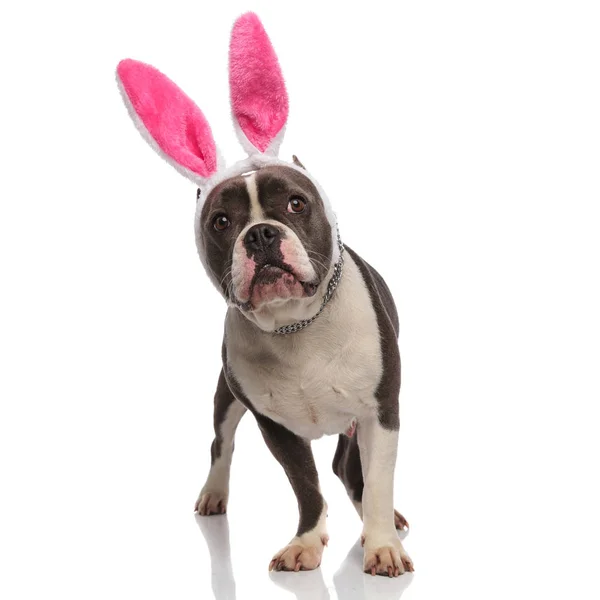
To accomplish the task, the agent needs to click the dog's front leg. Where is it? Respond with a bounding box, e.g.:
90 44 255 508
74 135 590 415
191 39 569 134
357 415 414 577
195 370 247 515
256 414 328 572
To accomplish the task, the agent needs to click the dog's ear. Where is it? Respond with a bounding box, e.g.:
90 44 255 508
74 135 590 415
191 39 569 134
116 59 223 187
229 12 289 157
292 155 306 169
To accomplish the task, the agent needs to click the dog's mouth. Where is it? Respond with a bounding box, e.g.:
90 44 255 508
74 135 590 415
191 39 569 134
252 262 319 295
238 261 319 310
253 263 291 286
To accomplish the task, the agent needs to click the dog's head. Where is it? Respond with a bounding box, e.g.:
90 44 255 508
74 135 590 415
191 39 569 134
116 12 340 329
196 163 335 316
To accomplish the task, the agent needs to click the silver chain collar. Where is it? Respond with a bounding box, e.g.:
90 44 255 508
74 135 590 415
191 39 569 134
273 228 344 335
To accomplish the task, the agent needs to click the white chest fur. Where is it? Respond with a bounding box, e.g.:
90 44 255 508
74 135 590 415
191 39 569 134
225 255 383 440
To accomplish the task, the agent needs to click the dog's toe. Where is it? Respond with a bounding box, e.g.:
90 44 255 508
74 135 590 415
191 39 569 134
195 491 227 516
363 535 413 577
269 543 323 572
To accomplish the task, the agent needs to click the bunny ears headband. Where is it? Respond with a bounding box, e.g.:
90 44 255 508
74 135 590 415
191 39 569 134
116 12 291 197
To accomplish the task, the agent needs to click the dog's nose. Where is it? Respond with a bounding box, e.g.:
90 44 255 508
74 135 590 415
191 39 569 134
244 224 280 251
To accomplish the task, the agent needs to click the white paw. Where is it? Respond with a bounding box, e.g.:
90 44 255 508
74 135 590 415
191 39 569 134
362 533 413 577
269 534 329 572
194 489 227 516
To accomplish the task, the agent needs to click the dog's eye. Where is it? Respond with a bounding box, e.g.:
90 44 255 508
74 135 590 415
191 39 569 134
213 215 231 231
287 197 306 214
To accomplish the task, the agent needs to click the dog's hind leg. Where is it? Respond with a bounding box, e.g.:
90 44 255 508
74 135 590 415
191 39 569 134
195 369 247 515
332 433 409 531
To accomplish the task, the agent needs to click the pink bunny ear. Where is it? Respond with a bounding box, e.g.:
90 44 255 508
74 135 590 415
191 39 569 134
116 59 220 185
229 12 289 156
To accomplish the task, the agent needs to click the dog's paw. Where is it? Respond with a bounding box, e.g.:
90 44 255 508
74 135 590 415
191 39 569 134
269 535 328 572
363 535 413 577
194 490 227 516
394 509 409 531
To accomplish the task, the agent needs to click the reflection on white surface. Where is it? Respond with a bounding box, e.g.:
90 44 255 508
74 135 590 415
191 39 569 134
196 514 237 599
196 514 413 600
270 569 331 600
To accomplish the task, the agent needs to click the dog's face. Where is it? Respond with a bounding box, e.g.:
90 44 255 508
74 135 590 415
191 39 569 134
196 165 334 315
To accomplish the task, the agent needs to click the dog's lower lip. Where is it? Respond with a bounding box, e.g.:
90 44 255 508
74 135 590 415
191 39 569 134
257 265 317 293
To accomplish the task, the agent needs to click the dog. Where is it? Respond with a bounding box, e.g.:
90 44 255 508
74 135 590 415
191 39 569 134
116 12 413 577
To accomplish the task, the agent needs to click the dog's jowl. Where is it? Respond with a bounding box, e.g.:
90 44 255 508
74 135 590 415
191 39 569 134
116 11 413 576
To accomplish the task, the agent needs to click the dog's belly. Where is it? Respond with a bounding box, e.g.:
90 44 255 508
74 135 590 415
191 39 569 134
230 346 381 440
252 385 372 440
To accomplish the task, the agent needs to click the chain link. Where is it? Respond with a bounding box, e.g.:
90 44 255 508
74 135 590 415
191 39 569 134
273 228 344 335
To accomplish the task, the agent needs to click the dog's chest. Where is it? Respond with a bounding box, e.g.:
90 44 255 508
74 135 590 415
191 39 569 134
226 256 383 439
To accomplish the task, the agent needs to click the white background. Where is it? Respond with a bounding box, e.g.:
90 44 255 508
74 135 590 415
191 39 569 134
1 1 599 598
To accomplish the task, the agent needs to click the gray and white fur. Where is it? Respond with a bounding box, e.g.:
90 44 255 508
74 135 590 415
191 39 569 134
194 163 413 577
